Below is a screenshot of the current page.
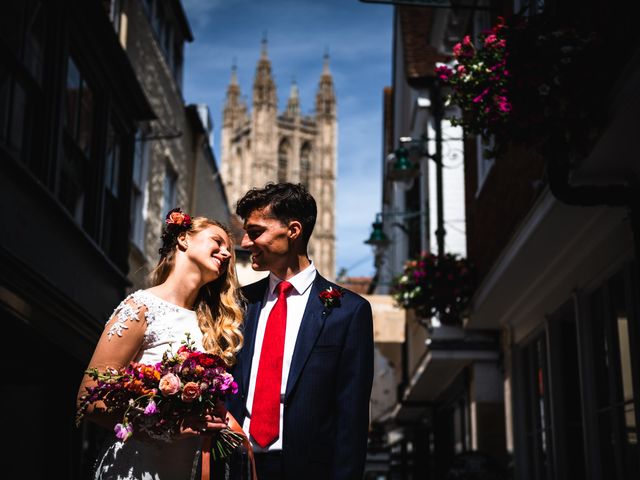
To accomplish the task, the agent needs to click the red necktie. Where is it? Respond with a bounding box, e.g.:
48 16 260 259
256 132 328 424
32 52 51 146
250 280 294 447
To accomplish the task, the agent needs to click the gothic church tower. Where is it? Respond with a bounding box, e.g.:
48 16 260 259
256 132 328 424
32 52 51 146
221 42 337 280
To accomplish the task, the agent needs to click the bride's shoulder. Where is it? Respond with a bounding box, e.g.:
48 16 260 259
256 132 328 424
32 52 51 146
104 290 150 340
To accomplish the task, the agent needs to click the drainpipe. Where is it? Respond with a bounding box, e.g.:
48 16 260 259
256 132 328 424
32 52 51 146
546 137 640 274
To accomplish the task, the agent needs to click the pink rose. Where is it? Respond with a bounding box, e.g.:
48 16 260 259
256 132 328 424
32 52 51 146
484 34 497 46
181 382 200 403
159 373 180 396
435 65 452 81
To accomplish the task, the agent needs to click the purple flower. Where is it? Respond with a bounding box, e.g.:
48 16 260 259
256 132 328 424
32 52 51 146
144 399 157 415
218 372 236 393
115 422 133 442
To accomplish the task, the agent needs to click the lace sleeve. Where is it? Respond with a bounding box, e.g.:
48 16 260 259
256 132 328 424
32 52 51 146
105 293 147 341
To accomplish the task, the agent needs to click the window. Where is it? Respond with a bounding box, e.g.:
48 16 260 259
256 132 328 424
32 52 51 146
59 55 95 224
0 0 46 171
100 119 123 257
131 129 149 250
162 163 177 220
473 0 492 44
514 0 546 16
278 138 290 182
547 303 586 479
519 332 554 480
300 142 311 188
105 0 122 35
172 42 183 89
589 272 639 479
65 57 94 157
476 136 495 194
142 0 184 89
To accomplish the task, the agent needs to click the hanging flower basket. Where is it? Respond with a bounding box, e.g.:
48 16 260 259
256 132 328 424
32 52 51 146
391 252 475 325
436 15 606 159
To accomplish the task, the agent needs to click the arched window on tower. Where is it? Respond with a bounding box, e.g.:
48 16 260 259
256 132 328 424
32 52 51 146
278 138 290 182
300 142 312 188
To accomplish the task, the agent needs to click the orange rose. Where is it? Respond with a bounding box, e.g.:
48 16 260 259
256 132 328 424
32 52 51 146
169 211 185 225
181 382 200 403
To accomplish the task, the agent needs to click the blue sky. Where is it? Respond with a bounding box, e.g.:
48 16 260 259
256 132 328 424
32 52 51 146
181 0 393 278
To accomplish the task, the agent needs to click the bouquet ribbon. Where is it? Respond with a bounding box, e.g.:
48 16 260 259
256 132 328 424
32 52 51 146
201 412 257 480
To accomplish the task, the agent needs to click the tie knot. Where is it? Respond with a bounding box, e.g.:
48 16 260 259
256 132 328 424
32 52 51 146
277 281 294 297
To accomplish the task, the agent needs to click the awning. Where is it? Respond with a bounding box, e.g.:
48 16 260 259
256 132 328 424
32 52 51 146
402 346 498 403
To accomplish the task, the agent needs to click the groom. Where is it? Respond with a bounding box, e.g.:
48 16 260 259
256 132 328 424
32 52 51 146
228 182 374 480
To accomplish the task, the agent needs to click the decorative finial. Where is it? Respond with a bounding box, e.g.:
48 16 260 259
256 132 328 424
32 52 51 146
290 77 299 98
261 31 268 58
230 58 238 84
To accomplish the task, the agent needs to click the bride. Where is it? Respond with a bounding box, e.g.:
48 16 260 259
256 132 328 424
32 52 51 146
76 209 244 479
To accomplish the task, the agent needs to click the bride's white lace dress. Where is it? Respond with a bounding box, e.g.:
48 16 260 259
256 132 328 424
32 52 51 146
92 290 205 480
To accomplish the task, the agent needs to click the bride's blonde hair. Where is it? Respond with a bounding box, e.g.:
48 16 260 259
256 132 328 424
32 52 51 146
150 217 244 366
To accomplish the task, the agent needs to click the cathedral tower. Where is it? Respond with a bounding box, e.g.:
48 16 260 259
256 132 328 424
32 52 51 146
220 44 337 280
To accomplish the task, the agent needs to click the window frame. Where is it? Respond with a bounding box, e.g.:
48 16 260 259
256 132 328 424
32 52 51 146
130 127 149 252
575 266 640 479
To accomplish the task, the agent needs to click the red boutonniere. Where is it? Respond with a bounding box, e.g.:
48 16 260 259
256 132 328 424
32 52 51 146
319 287 343 309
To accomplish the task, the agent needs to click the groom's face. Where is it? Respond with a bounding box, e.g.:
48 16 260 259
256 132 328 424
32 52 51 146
241 207 291 272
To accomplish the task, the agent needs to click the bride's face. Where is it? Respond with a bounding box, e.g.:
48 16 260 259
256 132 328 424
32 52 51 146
185 225 232 283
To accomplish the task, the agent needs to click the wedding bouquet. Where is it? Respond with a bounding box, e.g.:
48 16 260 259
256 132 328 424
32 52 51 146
76 334 244 459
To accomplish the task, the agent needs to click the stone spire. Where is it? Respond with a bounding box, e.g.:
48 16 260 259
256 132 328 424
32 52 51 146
286 79 300 117
223 61 242 127
253 37 277 110
315 52 336 120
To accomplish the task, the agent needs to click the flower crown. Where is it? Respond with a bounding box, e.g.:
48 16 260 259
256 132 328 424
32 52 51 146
159 208 192 257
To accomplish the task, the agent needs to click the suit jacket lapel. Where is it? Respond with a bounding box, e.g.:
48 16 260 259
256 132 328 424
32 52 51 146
240 277 269 395
284 274 332 400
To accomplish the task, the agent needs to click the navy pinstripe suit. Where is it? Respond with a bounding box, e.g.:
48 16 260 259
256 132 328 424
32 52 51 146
228 273 374 479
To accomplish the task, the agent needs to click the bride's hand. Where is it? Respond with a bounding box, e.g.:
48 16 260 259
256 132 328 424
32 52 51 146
179 412 228 438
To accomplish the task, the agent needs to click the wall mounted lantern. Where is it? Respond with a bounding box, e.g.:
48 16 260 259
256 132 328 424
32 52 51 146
364 213 391 248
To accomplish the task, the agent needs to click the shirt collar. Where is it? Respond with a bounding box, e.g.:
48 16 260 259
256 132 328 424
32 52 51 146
268 261 317 297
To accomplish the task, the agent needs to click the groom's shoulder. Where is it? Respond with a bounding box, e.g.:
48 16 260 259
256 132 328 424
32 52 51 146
315 273 371 310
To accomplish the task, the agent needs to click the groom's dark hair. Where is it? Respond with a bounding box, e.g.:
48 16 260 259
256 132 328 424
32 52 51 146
236 182 317 244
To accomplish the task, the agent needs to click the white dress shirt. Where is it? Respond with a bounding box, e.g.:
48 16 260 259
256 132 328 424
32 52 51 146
242 262 317 451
